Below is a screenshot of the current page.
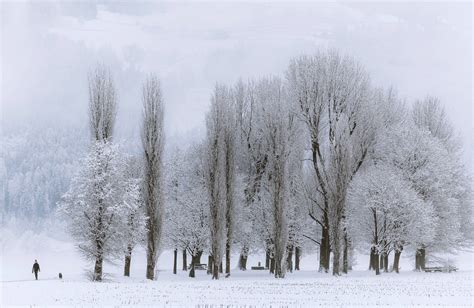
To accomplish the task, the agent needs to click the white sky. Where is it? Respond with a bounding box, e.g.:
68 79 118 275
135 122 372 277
1 1 472 169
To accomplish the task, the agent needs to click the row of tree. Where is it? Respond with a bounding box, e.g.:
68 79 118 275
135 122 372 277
59 50 472 281
59 68 164 281
165 50 472 278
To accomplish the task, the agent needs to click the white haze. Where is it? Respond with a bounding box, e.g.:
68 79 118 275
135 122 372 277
1 1 472 169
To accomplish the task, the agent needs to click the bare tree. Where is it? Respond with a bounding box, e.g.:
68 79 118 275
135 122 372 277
234 80 270 270
164 144 210 278
288 51 372 275
259 78 297 278
287 54 331 272
141 75 165 280
63 64 119 281
88 65 117 142
223 93 237 277
412 96 457 151
122 156 146 277
59 142 127 282
204 85 229 279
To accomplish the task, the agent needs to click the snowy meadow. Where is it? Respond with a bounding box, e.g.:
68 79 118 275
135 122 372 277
1 2 473 307
1 230 473 306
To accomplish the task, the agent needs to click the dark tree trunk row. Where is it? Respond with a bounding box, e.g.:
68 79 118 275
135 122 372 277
175 244 303 276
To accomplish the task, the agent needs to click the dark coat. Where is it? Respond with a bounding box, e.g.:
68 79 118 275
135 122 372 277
32 262 40 273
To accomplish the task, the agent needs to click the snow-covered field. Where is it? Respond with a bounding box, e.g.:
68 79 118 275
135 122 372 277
1 229 473 306
2 269 473 306
2 269 474 306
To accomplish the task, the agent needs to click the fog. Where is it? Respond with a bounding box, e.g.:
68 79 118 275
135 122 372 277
1 1 472 169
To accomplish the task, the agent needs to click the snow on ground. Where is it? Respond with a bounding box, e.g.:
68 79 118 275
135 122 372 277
1 229 473 306
2 270 473 306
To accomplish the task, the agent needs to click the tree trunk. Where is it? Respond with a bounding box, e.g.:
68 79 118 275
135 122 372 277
332 226 342 276
383 253 389 273
265 250 270 269
238 254 248 271
146 248 155 280
143 74 165 281
393 250 402 273
332 249 340 276
342 232 348 274
369 251 372 270
416 248 426 271
369 246 376 270
419 249 425 270
145 221 157 280
274 257 282 278
207 255 213 275
188 251 202 278
124 255 131 277
371 209 379 276
287 245 294 273
270 257 275 274
415 251 419 270
319 218 330 273
212 260 220 279
94 207 104 281
182 249 187 271
124 245 132 277
219 261 223 273
374 252 380 275
192 251 203 265
225 242 231 275
295 246 301 271
173 248 177 274
380 254 384 270
94 257 103 281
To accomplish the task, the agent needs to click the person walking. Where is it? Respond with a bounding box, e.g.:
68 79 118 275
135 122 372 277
32 260 40 280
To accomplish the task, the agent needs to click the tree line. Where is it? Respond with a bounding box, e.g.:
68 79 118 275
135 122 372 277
58 50 472 281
